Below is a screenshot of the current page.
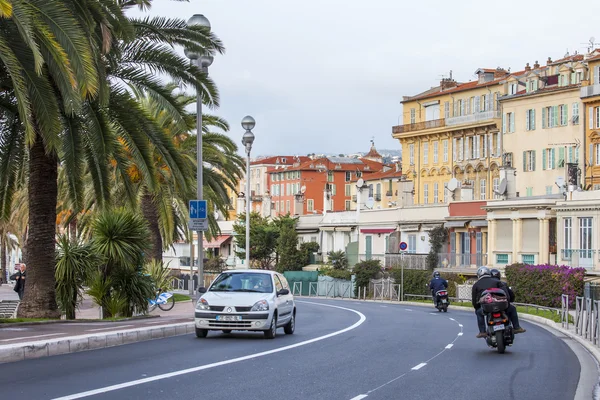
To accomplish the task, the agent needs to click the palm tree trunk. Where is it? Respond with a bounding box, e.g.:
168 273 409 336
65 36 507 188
0 240 6 285
140 191 162 262
17 134 60 318
69 216 77 241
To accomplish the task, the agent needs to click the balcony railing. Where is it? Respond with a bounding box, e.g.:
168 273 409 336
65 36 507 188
445 110 501 127
561 249 597 269
581 84 600 98
438 252 487 268
392 118 445 134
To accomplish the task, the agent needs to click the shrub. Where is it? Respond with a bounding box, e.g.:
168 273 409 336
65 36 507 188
300 242 320 266
505 263 585 308
328 250 348 270
204 257 226 274
319 266 353 281
388 269 467 299
354 259 382 296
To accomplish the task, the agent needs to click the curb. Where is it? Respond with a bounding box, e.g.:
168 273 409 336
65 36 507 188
0 321 195 364
0 315 161 328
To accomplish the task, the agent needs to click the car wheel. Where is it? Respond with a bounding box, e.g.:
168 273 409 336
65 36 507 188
222 330 232 334
264 315 277 339
195 328 208 338
284 312 295 335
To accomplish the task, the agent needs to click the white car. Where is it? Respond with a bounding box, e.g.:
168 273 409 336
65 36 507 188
194 270 296 339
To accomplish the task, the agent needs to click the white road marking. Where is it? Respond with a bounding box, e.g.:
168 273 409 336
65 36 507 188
458 324 463 327
52 301 367 400
380 305 388 308
458 332 463 336
0 333 63 342
411 363 427 370
405 309 413 312
448 318 456 321
445 344 454 349
429 312 438 315
350 395 368 400
86 325 134 332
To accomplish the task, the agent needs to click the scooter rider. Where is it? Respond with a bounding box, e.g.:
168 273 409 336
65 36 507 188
490 269 526 335
429 271 448 306
472 267 502 338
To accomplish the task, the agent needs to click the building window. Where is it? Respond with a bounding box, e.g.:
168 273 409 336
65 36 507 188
307 199 314 212
503 112 515 133
443 182 448 203
526 109 535 131
496 254 509 264
408 234 416 253
433 182 439 203
522 254 535 265
543 148 555 170
526 187 533 197
509 83 518 95
458 138 464 161
409 144 415 165
572 103 579 125
330 184 336 195
410 108 416 124
345 184 351 196
433 141 439 163
580 217 593 256
596 144 600 166
444 102 450 119
523 150 536 172
327 171 334 182
286 200 290 213
345 200 351 211
443 140 448 162
560 104 568 126
280 200 284 212
475 135 481 158
597 107 600 129
423 142 429 164
564 218 572 253
546 186 553 195
480 179 486 200
423 183 429 204
345 171 351 182
493 178 499 199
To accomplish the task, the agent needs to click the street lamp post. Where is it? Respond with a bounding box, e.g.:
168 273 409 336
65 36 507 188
241 116 256 268
185 14 214 295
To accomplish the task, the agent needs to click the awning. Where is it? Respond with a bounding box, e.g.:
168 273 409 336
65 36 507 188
203 235 232 249
360 228 397 234
297 229 319 234
421 224 441 231
399 224 420 232
469 220 488 228
444 220 469 228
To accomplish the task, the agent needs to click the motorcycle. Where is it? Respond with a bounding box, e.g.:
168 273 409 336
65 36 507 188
480 288 514 354
435 290 449 312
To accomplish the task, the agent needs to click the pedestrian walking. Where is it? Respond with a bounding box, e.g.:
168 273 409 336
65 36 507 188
10 263 26 300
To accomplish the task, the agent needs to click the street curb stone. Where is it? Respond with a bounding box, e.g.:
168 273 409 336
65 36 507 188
0 322 194 364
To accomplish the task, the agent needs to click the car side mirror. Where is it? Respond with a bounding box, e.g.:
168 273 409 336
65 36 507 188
278 289 290 296
198 287 207 294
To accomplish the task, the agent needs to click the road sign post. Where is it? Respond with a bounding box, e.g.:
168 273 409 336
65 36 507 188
189 200 208 295
398 242 408 302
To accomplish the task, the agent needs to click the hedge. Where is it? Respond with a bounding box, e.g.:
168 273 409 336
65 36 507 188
354 260 382 296
387 269 467 299
319 266 353 281
504 263 585 308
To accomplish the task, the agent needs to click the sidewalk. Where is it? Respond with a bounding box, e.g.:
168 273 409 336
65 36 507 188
0 287 197 364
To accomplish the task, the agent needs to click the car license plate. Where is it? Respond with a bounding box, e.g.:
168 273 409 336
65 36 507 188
441 299 447 303
493 324 504 332
216 315 242 322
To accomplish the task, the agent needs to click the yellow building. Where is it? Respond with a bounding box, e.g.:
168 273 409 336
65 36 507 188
393 68 512 205
349 166 404 210
581 50 600 189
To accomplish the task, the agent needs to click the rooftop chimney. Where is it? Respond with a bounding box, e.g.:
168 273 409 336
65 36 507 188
494 67 508 78
525 62 531 72
533 60 540 69
547 57 553 65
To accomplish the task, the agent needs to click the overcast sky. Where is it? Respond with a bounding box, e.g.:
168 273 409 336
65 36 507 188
134 0 600 157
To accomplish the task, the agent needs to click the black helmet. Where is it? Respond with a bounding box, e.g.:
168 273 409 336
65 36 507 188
477 266 491 279
490 269 501 279
433 271 440 278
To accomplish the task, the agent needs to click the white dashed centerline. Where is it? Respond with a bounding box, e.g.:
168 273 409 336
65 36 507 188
458 332 463 336
411 363 427 370
350 395 369 400
445 344 454 349
405 309 413 312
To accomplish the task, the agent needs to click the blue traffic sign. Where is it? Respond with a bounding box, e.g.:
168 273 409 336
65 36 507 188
189 200 207 219
399 241 408 251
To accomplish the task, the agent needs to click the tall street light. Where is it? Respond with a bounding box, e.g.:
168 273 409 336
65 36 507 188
241 116 256 268
185 14 213 294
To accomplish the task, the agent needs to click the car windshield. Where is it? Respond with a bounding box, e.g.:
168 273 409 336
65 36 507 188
209 272 274 294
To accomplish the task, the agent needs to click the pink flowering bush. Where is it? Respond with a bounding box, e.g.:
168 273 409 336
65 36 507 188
504 263 585 308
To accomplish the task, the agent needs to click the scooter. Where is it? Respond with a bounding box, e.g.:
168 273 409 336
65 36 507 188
480 288 515 354
435 290 449 312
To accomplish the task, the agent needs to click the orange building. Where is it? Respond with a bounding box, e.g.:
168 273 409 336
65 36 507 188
268 156 386 216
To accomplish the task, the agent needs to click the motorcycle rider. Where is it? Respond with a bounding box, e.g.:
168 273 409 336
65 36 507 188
490 269 526 335
429 271 448 307
472 267 503 338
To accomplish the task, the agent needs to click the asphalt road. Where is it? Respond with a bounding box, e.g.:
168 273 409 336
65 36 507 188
0 300 583 400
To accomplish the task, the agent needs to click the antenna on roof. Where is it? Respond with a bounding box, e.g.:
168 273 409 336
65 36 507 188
449 70 453 80
581 37 600 53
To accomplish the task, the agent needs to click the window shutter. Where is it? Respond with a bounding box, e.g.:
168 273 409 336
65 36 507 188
510 113 515 133
552 148 556 169
526 110 530 131
483 134 487 157
453 138 457 161
453 101 458 117
591 144 594 166
553 106 559 127
595 66 600 85
590 107 594 129
532 150 536 171
497 132 501 156
559 147 565 167
464 137 469 159
532 109 536 130
571 72 576 84
475 96 480 113
542 107 547 129
523 151 527 172
542 149 547 170
568 147 573 163
576 147 579 163
461 99 466 116
502 113 507 133
563 104 568 126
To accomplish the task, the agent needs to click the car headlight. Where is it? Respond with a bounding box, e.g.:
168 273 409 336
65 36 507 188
251 300 269 312
196 298 210 311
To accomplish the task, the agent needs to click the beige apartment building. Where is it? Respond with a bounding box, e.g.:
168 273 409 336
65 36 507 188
499 57 587 197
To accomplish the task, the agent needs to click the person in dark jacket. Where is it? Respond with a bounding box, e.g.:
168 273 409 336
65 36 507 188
472 266 503 338
429 271 448 306
9 263 25 300
490 269 525 335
